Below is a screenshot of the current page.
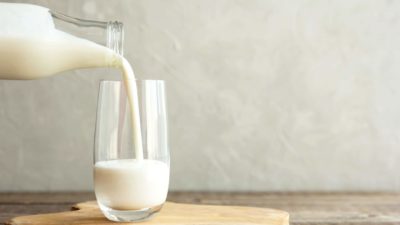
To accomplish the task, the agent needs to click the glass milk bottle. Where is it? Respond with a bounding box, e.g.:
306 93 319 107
0 2 124 80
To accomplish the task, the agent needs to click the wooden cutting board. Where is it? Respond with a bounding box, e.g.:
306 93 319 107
7 201 289 225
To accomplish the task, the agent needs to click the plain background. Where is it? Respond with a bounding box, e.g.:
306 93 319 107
0 0 400 191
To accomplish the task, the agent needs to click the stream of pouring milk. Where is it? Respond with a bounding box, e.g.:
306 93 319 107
0 3 168 209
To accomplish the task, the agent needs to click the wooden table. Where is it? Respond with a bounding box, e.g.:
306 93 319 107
1 192 400 225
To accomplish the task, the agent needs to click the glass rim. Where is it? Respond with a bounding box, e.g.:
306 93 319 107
99 79 165 84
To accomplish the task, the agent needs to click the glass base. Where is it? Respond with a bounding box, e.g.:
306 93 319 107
98 202 163 222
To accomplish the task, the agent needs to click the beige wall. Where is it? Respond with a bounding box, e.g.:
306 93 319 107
1 0 400 191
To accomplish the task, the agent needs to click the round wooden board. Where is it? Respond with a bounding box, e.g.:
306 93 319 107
7 201 289 225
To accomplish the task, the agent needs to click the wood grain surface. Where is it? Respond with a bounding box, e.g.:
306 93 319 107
6 201 289 225
1 192 400 225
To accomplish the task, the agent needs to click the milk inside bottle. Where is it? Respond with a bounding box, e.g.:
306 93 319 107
0 2 169 210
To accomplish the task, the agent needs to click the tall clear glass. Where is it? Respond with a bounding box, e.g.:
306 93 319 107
94 80 169 222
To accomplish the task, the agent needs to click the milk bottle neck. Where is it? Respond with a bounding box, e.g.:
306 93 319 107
50 10 124 55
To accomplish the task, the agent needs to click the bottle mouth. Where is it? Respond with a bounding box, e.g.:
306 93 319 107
107 21 124 56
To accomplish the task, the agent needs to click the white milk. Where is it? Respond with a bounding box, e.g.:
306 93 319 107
0 3 144 158
0 3 169 209
94 159 169 210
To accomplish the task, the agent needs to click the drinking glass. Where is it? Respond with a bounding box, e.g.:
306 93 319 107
94 80 169 222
